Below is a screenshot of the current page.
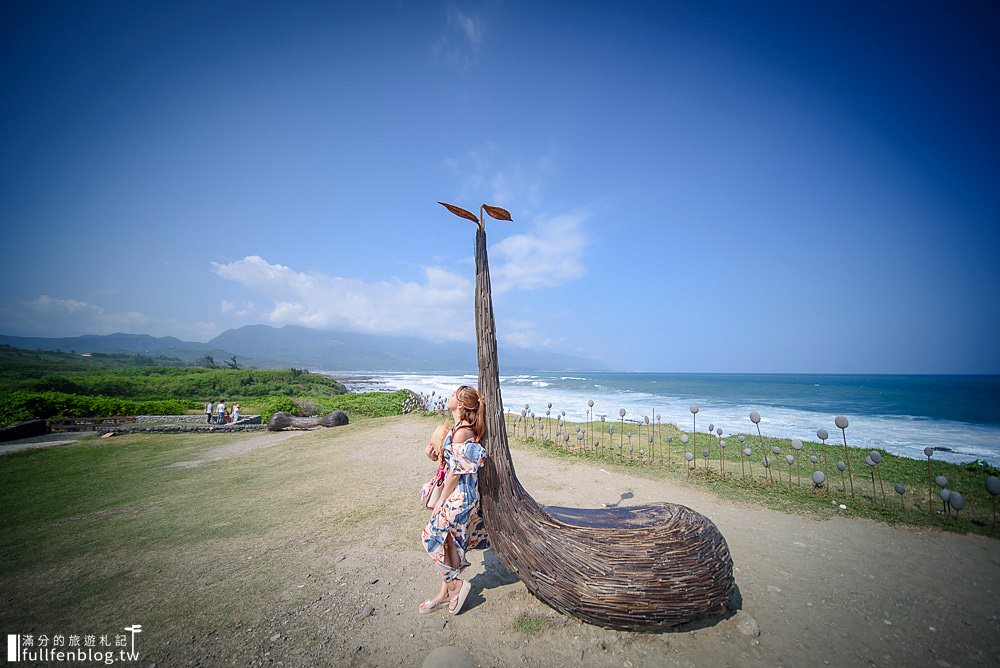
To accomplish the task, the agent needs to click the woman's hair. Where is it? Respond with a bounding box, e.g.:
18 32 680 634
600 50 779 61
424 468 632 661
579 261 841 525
453 385 486 442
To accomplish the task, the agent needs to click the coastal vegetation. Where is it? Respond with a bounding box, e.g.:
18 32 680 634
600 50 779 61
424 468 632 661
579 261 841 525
502 412 1000 539
245 390 412 422
0 345 351 425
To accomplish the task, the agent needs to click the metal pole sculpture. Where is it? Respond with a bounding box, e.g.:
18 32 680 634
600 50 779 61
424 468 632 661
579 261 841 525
817 429 829 471
588 400 595 452
656 413 662 463
986 476 1000 527
644 416 651 462
924 447 934 514
870 451 887 504
599 414 606 456
619 408 626 453
707 422 714 471
835 416 855 499
949 491 964 523
936 476 949 517
864 455 878 503
690 404 699 469
750 411 772 484
438 201 734 630
812 470 826 495
895 483 906 510
791 438 803 487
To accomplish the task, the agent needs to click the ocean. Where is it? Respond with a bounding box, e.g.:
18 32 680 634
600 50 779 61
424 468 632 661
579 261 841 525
332 371 1000 467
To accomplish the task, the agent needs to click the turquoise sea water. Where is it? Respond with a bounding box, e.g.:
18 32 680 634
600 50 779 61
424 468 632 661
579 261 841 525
338 371 1000 467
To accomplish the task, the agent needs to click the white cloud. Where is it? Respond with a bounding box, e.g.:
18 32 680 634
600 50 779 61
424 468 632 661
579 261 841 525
443 143 556 217
440 145 590 292
211 256 474 342
0 295 220 341
491 210 589 294
449 8 482 46
432 7 485 70
18 295 153 334
221 300 256 317
499 318 565 349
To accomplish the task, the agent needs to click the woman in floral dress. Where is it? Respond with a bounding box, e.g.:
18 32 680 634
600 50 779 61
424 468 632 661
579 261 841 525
419 385 490 615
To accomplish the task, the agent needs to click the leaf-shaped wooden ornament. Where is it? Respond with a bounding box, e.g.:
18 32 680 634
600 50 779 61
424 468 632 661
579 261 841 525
437 201 479 224
482 204 513 221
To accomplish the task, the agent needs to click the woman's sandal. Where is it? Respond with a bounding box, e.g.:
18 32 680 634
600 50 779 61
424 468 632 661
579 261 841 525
418 598 447 614
448 580 472 615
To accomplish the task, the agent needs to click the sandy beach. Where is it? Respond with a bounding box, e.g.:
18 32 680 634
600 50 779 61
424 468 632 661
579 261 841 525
3 414 998 667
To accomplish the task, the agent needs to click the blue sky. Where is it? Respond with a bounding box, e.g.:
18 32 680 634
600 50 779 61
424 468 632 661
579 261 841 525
1 0 997 373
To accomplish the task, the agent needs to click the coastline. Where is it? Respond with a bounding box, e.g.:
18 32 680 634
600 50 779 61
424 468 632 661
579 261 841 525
328 370 1000 467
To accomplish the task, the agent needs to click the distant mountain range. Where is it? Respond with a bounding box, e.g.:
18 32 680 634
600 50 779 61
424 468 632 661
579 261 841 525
0 325 606 373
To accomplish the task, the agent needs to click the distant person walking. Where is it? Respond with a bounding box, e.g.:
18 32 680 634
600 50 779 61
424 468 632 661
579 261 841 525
216 400 226 425
205 400 214 424
231 404 240 423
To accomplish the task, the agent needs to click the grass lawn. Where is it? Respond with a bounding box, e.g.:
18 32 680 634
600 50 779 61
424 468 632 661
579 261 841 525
0 418 409 662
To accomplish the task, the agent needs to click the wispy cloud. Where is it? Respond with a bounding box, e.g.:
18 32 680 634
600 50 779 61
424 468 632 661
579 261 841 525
0 295 218 341
211 256 474 342
221 300 256 318
499 318 565 349
450 7 482 46
431 6 485 70
491 210 590 294
442 144 590 293
443 143 556 218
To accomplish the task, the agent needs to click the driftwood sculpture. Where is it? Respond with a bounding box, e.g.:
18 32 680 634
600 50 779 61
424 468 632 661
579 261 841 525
267 410 348 431
439 201 736 631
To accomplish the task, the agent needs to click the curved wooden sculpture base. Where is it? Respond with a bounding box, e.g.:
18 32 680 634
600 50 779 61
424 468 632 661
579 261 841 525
466 216 735 631
267 411 348 431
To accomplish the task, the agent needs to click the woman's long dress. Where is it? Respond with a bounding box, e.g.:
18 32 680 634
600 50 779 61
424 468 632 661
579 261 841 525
421 433 490 580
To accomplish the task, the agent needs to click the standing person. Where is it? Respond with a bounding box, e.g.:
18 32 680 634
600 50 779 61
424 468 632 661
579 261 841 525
216 400 226 425
419 385 489 615
205 400 214 424
231 403 240 423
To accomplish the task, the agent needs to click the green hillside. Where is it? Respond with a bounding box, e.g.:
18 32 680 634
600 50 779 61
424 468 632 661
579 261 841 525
0 345 348 426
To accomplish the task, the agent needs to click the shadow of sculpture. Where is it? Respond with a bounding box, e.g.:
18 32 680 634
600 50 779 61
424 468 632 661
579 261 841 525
466 548 520 612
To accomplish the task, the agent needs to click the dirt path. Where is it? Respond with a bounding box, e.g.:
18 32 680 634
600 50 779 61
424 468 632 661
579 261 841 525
0 431 96 455
6 416 997 667
168 429 308 468
216 416 1000 667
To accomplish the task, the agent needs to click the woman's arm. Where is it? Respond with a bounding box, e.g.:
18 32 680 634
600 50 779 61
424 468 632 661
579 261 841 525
432 472 461 515
424 423 450 461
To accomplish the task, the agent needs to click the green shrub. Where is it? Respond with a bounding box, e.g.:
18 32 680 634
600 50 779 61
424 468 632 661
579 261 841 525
312 390 410 418
0 391 194 425
1 363 346 401
256 397 300 423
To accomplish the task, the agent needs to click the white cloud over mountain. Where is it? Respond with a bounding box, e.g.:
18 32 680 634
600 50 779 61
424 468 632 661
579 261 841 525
211 256 475 341
210 208 589 348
